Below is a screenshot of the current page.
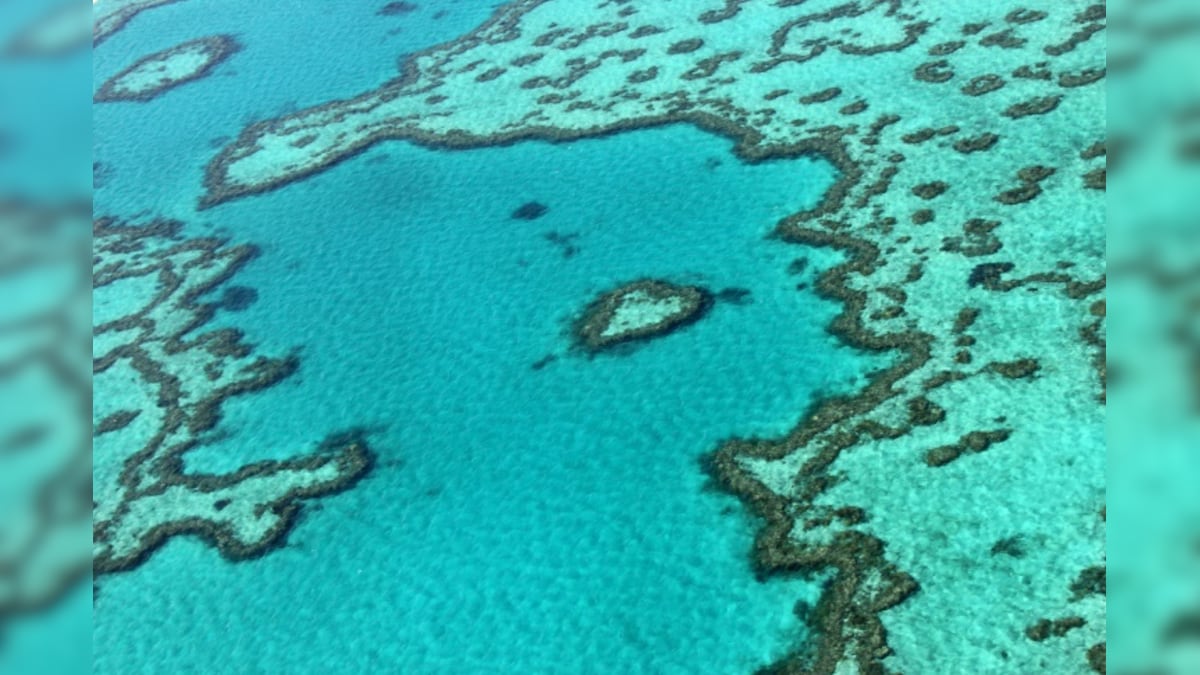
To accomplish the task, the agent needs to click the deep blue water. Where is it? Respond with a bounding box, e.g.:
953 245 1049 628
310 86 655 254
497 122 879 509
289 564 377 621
92 1 891 672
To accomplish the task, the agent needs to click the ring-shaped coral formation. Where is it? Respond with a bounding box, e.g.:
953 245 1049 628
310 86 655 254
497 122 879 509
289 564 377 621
94 34 239 103
573 279 713 352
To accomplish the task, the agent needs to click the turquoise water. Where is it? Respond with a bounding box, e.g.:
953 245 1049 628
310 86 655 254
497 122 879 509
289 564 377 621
0 5 90 675
93 1 891 672
0 1 90 197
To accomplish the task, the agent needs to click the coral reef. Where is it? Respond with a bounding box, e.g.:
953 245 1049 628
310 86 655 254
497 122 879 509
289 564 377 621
94 35 239 103
4 3 91 57
92 0 189 47
511 200 549 220
193 0 1106 671
92 217 372 575
573 279 712 352
0 200 91 625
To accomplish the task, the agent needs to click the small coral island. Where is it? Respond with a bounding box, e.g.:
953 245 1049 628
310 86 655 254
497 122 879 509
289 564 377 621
573 279 712 352
94 34 239 103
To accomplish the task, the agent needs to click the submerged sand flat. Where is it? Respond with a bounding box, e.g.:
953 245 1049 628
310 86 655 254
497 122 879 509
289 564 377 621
602 290 686 337
195 1 1104 672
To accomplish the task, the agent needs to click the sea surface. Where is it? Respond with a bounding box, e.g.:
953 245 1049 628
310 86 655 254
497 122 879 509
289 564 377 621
92 1 891 672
